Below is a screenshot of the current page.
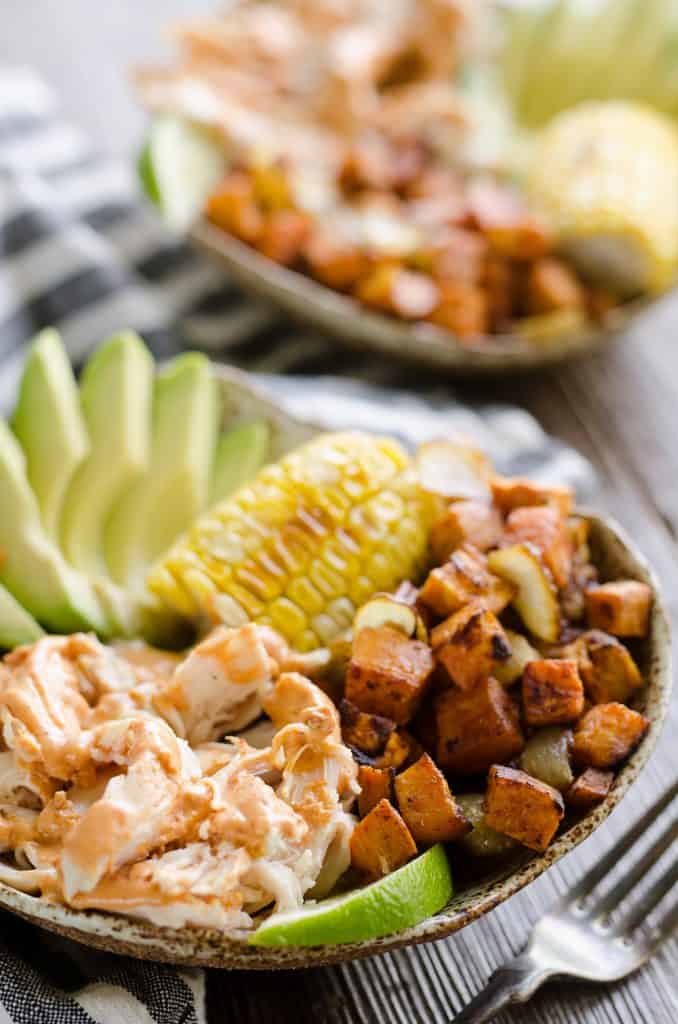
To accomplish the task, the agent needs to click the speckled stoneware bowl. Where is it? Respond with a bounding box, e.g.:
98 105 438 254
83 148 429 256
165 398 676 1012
0 369 670 968
192 221 658 373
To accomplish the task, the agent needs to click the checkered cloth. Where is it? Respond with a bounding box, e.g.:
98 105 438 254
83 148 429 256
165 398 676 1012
0 66 596 1024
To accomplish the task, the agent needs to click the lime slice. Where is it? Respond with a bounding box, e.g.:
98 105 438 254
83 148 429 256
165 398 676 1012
249 844 452 947
138 116 226 232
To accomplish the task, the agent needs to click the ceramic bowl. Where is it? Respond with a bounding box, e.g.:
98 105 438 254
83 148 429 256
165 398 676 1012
0 368 670 967
193 221 657 374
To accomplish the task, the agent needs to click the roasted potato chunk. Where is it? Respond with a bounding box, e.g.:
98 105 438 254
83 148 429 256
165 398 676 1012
504 506 572 589
573 703 649 769
394 754 470 844
585 581 652 638
494 629 540 686
566 768 614 809
484 765 565 852
418 545 514 619
491 476 574 518
434 677 524 775
339 698 395 755
519 727 574 792
358 765 395 818
346 625 434 725
522 659 585 726
431 603 511 691
575 630 643 704
350 799 417 878
429 500 503 563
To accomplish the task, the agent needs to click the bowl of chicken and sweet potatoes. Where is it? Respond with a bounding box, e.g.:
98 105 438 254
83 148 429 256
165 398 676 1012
0 371 670 969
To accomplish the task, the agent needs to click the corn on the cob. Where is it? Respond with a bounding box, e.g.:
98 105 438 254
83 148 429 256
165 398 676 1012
148 432 437 651
528 102 678 295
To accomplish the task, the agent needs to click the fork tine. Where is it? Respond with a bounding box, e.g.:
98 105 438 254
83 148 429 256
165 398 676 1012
644 900 678 957
614 858 678 936
589 813 678 921
568 780 678 904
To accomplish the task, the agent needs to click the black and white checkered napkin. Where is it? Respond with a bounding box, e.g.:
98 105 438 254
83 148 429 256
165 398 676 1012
0 66 596 1024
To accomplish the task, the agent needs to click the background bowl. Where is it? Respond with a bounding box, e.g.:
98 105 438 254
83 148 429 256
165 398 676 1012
193 221 657 374
0 369 670 968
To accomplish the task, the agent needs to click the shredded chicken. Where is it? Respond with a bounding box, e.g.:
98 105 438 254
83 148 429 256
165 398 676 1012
0 628 358 932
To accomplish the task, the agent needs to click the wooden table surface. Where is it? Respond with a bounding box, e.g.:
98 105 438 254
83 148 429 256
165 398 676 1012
1 3 677 1022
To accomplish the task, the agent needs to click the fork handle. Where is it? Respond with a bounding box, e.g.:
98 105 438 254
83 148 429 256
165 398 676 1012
453 953 556 1023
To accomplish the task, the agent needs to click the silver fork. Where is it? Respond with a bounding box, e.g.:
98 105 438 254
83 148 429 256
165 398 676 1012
455 780 678 1023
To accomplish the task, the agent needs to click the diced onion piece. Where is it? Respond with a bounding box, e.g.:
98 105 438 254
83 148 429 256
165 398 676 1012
488 543 560 642
415 440 493 502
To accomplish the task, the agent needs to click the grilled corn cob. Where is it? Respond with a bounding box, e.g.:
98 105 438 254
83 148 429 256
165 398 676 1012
528 102 678 295
148 432 437 651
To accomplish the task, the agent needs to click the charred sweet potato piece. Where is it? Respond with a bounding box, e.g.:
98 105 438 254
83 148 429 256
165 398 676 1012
573 703 649 769
526 259 584 315
257 209 310 265
434 677 524 775
428 283 489 338
339 699 395 756
491 477 574 518
585 581 652 638
394 754 470 844
350 799 417 878
429 500 503 562
375 729 422 771
431 603 511 691
504 506 572 589
484 764 565 852
418 545 514 619
575 630 643 705
566 768 614 809
346 626 434 725
305 233 369 291
522 659 585 726
358 765 395 818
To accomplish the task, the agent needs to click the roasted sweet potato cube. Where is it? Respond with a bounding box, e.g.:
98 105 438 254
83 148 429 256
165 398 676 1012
526 259 584 315
339 699 395 755
484 765 565 852
355 265 439 320
257 209 310 265
576 630 643 704
491 477 574 518
346 626 434 725
394 754 470 844
418 545 514 618
573 703 649 769
522 659 585 726
350 799 417 878
504 506 572 588
428 283 489 338
429 500 503 563
566 768 614 809
375 729 422 771
434 677 524 775
205 172 263 243
358 765 395 817
305 233 369 291
585 581 652 638
431 603 511 691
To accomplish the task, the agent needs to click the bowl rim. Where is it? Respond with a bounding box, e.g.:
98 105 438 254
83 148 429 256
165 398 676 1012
0 376 670 969
191 219 661 373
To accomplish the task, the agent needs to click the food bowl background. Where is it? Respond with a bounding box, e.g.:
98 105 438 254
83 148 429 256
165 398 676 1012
193 221 660 374
0 367 670 968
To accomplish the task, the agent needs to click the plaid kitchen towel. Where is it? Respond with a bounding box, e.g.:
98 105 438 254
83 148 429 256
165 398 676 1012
0 66 596 1024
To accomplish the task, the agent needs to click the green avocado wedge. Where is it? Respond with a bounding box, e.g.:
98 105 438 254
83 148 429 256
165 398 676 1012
60 332 154 579
0 420 107 634
250 845 453 948
0 583 44 650
209 419 270 505
12 329 89 541
105 353 218 591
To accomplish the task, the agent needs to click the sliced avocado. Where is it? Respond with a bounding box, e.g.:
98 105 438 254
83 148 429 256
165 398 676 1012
209 419 270 506
0 582 44 650
12 329 89 541
0 420 107 633
60 331 154 578
104 353 218 591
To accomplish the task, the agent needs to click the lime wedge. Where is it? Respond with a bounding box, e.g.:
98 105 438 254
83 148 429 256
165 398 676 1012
139 116 226 232
249 844 452 947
